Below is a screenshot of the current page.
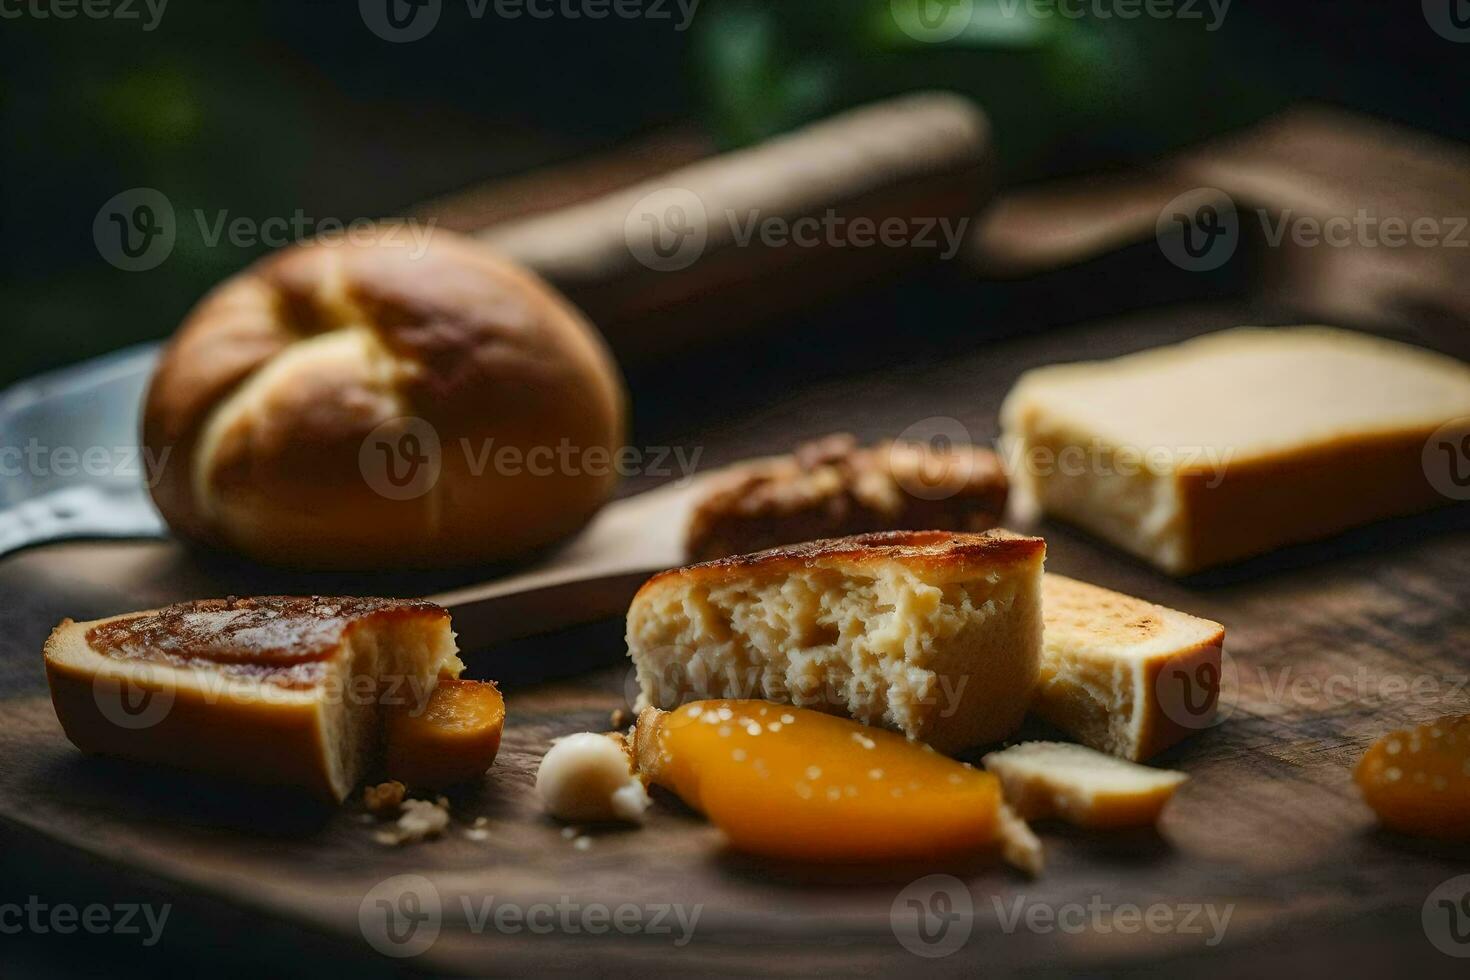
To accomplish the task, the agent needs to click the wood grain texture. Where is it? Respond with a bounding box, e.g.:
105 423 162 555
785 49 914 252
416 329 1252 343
2 305 1468 977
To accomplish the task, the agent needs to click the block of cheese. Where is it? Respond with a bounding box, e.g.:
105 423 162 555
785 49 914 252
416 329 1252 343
626 530 1045 753
1036 574 1223 762
1001 326 1470 574
983 741 1187 828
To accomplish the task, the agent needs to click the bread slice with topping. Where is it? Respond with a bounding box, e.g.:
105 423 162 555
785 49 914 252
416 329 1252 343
44 596 462 802
626 530 1046 752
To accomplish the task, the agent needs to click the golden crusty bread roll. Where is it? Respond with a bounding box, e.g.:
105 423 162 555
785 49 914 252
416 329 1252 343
143 227 626 568
44 596 463 802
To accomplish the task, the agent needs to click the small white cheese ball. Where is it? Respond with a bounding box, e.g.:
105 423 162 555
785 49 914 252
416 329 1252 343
536 732 650 824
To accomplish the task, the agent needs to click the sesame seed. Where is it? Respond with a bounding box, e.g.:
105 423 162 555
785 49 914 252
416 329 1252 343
573 836 593 851
806 766 822 780
795 782 813 799
781 713 796 724
868 768 884 780
732 748 747 762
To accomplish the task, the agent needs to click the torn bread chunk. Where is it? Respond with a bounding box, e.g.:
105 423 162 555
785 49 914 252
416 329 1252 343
1037 574 1223 762
44 596 462 803
627 530 1045 753
1001 326 1470 574
984 741 1187 828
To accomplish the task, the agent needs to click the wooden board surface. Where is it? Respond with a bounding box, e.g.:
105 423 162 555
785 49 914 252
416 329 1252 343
2 304 1469 978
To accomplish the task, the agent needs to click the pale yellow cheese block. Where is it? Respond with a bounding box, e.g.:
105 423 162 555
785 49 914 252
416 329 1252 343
1037 574 1224 762
984 741 1187 829
1001 326 1470 574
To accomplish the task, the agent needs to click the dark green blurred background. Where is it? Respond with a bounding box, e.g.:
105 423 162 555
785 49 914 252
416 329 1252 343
2 0 1465 387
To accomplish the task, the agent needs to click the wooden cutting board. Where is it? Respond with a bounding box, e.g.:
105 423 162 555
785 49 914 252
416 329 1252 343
2 305 1468 978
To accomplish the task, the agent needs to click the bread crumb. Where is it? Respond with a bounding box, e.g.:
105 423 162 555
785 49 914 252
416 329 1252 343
363 780 406 814
374 798 451 846
996 802 1044 877
537 732 650 823
610 708 631 729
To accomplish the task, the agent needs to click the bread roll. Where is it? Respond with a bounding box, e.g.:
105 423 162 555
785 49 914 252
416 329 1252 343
144 227 626 568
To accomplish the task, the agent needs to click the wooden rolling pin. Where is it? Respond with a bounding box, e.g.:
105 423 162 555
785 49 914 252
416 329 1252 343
479 91 992 356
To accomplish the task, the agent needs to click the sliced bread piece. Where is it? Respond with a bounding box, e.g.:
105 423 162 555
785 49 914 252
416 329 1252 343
1001 326 1470 574
983 741 1187 828
1037 574 1224 762
626 529 1045 752
44 596 462 802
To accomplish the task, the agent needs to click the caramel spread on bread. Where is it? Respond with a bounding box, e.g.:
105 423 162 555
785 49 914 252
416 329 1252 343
87 596 446 668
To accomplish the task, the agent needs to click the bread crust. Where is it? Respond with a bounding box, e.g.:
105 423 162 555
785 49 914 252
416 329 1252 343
642 529 1045 597
143 228 627 568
